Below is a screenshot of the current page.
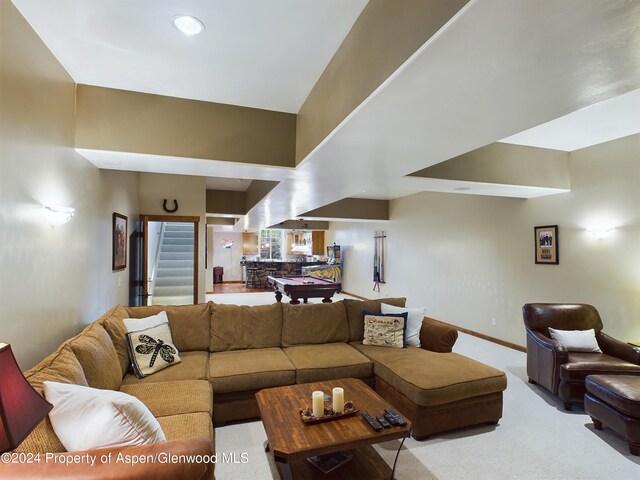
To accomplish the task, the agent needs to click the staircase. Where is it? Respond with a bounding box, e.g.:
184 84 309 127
152 223 194 305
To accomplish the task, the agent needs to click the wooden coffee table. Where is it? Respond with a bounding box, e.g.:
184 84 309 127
256 378 411 479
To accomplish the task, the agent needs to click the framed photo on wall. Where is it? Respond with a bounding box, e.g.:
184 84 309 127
113 213 128 271
534 225 558 265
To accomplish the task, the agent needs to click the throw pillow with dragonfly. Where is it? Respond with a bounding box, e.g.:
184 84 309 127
126 323 181 378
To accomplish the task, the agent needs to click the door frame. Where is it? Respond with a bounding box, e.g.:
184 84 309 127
141 214 200 306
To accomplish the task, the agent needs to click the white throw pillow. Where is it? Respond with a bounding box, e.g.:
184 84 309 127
381 303 426 348
123 311 168 332
548 327 602 353
43 381 166 452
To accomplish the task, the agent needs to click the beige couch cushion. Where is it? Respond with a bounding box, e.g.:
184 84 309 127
125 303 212 352
210 303 282 352
66 323 122 391
157 412 214 443
121 380 213 417
344 297 407 342
283 343 373 383
351 342 507 407
121 351 208 385
16 348 88 454
209 347 295 394
281 302 349 347
99 305 132 376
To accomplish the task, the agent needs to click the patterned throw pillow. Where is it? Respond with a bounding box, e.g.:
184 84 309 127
362 312 408 348
125 322 181 378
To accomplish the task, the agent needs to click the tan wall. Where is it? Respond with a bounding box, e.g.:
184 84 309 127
412 143 571 189
0 1 140 368
327 134 640 346
76 85 297 167
303 198 389 220
139 173 206 303
206 190 246 215
296 0 469 163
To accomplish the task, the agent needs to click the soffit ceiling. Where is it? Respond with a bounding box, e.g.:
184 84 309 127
499 87 640 151
15 0 640 229
205 177 252 191
12 0 368 113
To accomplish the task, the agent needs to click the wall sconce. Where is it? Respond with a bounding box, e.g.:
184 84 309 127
44 206 75 225
587 227 614 239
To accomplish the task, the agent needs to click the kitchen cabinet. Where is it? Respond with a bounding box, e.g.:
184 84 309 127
312 231 325 256
242 232 258 255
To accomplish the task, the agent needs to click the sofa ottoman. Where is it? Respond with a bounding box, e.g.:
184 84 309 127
585 374 640 456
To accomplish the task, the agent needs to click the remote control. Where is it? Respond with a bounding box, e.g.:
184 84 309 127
362 412 382 432
377 415 391 428
383 411 400 426
384 408 407 426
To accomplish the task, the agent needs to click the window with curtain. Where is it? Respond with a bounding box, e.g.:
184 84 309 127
260 229 283 260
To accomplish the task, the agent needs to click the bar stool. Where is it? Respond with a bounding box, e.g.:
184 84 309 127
264 266 277 289
246 268 259 289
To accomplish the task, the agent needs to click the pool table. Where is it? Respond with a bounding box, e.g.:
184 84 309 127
267 275 341 304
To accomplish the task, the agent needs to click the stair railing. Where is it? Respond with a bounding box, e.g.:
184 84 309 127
148 222 166 304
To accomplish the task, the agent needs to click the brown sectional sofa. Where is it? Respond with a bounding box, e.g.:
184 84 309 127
3 297 507 479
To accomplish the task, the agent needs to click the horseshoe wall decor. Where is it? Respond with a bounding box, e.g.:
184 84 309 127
163 199 179 213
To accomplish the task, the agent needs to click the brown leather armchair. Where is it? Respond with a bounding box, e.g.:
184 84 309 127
523 303 640 410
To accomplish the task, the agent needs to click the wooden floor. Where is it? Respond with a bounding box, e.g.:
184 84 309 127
208 282 271 294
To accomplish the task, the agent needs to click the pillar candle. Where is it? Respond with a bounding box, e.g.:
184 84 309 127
332 387 344 413
312 391 324 418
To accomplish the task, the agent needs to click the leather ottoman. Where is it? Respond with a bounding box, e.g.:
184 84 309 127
584 375 640 456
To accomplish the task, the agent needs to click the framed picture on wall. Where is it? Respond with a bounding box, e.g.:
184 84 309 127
534 225 558 265
113 213 128 271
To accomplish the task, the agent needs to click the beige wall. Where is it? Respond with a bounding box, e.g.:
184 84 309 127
296 0 469 163
76 85 296 167
139 173 206 303
327 134 640 346
0 1 140 368
412 143 571 189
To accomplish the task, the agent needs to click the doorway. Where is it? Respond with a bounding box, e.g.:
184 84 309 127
141 215 199 306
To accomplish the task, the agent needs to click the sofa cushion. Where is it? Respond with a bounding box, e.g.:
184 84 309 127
344 297 406 342
121 351 208 385
16 348 88 454
351 342 507 407
121 380 213 417
560 352 640 382
66 323 122 391
283 343 373 383
157 412 214 443
99 305 132 376
281 302 349 346
125 303 212 352
209 347 295 394
210 303 282 352
420 317 458 353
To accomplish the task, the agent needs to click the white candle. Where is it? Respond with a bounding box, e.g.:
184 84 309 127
332 387 344 413
312 391 324 418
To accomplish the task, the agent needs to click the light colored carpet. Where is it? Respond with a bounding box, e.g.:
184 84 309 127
210 294 640 479
205 291 357 306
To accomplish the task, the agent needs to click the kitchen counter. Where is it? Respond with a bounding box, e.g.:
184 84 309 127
242 260 327 287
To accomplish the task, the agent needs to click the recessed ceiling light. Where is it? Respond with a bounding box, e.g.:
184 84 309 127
173 15 205 36
455 187 471 191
